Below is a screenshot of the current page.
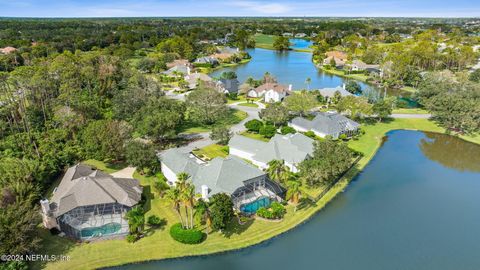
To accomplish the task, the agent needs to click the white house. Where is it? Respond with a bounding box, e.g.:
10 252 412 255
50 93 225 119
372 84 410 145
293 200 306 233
247 83 292 103
289 112 360 139
228 133 315 173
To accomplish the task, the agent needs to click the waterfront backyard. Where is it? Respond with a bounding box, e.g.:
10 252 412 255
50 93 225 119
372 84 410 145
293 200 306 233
39 118 480 270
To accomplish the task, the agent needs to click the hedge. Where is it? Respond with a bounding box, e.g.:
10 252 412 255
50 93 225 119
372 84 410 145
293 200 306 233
169 223 205 244
256 202 286 220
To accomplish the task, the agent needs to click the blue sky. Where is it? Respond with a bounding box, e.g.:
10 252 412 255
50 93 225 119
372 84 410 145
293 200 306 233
0 0 479 18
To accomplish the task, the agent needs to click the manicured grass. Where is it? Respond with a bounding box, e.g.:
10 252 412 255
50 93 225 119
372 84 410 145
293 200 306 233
254 33 276 50
400 86 417 93
392 108 429 114
192 144 229 160
226 94 248 104
82 159 127 173
40 119 480 270
239 131 270 142
238 102 259 108
180 109 248 134
319 66 369 82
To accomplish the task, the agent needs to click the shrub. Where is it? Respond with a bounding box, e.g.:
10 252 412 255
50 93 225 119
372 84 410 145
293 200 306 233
338 134 348 141
280 126 296 135
126 234 138 243
147 215 162 226
169 223 205 244
256 202 286 219
304 131 316 138
259 125 277 138
244 119 263 132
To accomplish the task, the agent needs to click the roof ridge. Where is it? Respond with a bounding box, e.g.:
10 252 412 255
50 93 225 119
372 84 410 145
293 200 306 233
90 176 119 203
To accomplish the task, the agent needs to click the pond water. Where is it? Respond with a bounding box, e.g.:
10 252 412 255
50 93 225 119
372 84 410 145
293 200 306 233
113 130 480 270
289 38 313 51
210 48 370 91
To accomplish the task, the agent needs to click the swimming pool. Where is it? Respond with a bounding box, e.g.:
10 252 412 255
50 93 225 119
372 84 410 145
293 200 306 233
240 197 271 214
80 222 122 238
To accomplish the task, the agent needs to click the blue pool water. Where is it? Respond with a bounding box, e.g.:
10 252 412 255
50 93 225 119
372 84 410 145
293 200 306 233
240 197 271 214
80 222 122 238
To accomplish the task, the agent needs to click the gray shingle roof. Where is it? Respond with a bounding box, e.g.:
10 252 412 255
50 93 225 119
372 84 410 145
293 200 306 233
160 149 265 196
229 133 314 165
290 112 360 136
318 86 352 98
219 78 239 93
50 164 143 217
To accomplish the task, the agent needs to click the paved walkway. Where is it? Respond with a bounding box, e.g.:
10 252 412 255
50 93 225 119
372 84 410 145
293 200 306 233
110 166 136 178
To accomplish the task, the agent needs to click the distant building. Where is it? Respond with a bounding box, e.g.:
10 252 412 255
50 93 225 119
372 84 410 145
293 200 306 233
40 164 143 241
166 59 192 69
295 33 307 38
162 65 191 76
217 78 240 94
282 32 293 37
317 85 352 101
247 83 292 103
289 112 360 139
0 46 17 54
229 133 314 173
347 60 381 73
184 72 213 89
194 56 219 66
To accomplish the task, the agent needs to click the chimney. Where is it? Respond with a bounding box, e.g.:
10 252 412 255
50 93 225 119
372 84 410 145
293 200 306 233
201 185 209 200
187 67 191 75
288 84 292 91
342 83 346 90
40 199 50 214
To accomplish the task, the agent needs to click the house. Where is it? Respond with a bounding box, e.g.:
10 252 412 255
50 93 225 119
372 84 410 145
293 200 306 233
0 46 17 54
217 78 239 94
247 83 292 102
166 59 192 69
295 33 307 38
194 56 219 66
347 60 381 73
40 164 143 241
323 51 348 68
282 32 293 37
229 133 315 173
162 65 191 76
317 85 352 101
159 149 283 210
289 112 360 139
184 72 213 89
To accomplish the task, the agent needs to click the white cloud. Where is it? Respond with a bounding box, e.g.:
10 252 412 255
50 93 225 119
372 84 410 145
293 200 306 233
231 1 291 14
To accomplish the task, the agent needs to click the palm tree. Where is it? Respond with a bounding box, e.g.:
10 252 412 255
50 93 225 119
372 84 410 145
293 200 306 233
181 182 196 229
267 160 290 184
305 77 312 91
165 188 185 228
126 206 145 235
286 179 303 212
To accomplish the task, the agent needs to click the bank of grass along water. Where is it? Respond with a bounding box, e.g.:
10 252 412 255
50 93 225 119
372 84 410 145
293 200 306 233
39 118 480 270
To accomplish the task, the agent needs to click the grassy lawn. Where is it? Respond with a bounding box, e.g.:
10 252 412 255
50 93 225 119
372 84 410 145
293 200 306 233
392 108 429 114
39 118 480 270
226 94 248 104
319 66 369 82
400 86 417 93
192 144 229 160
238 102 259 108
239 131 270 142
254 33 276 50
179 109 248 134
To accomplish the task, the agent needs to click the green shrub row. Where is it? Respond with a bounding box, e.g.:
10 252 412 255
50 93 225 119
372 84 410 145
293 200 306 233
169 223 205 244
256 202 286 219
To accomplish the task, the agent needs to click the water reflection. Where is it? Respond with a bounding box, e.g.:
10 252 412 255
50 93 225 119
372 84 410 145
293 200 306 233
419 132 480 172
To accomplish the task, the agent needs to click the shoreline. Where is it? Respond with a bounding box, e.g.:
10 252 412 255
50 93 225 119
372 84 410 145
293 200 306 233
42 119 479 270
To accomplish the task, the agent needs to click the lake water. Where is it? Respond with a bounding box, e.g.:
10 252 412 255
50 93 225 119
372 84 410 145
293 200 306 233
210 48 370 91
114 130 480 270
289 38 313 51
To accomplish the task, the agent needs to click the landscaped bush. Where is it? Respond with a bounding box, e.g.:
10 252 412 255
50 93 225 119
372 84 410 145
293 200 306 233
259 125 277 138
245 119 263 132
281 126 296 135
147 215 162 226
169 223 205 244
304 131 316 139
126 234 138 243
256 202 286 220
